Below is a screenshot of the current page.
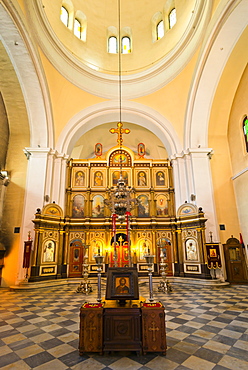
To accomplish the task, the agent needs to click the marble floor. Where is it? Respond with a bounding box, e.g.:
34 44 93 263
0 282 247 370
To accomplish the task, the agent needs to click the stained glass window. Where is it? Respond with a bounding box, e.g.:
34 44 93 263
157 20 164 40
60 6 69 27
169 8 177 29
108 36 118 53
243 115 248 152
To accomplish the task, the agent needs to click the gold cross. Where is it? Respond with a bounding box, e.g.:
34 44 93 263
110 122 130 146
87 320 97 342
148 321 159 342
118 235 124 246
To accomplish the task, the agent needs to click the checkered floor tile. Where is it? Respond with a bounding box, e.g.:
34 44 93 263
0 283 247 369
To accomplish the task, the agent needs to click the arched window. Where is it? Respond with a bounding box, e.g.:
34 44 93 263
74 18 81 39
60 6 69 27
243 115 248 152
122 36 131 54
108 36 118 54
156 20 164 40
169 8 177 29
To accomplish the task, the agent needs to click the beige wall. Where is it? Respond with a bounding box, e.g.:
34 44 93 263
228 64 248 247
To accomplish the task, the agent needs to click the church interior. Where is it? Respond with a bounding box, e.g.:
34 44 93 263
0 0 248 368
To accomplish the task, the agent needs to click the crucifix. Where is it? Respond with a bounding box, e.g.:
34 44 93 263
148 321 160 342
109 122 130 146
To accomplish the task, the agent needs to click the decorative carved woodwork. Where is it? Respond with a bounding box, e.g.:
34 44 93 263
79 300 166 355
79 304 103 355
141 303 166 355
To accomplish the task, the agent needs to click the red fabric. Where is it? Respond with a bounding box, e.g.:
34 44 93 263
240 233 245 248
112 213 117 235
142 302 163 308
82 302 103 309
125 212 131 243
23 241 32 268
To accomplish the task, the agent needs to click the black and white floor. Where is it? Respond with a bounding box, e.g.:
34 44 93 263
0 282 247 369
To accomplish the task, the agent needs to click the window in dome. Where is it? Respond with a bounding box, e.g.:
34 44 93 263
108 36 118 54
122 36 131 54
157 20 164 40
243 116 248 152
169 8 177 29
74 19 82 39
60 6 69 27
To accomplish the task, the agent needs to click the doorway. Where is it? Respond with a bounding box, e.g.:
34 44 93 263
224 237 247 283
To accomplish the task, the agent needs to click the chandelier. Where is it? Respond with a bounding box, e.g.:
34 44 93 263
104 0 138 223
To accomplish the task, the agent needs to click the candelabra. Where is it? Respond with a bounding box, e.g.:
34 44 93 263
158 247 172 293
76 246 93 294
144 254 155 302
94 254 104 302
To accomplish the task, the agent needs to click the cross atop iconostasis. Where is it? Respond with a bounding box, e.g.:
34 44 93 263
109 122 130 146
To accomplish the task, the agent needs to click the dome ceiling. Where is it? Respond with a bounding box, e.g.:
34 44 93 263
25 0 212 98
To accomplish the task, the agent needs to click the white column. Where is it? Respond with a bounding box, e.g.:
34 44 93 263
171 148 219 241
16 147 50 284
51 152 69 209
170 153 188 210
187 148 219 240
44 149 56 204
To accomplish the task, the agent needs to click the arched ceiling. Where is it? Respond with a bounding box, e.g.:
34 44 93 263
71 122 168 159
25 0 212 99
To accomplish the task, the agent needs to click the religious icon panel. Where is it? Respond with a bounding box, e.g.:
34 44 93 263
72 194 85 218
72 167 88 189
185 238 198 261
135 169 150 188
91 168 106 188
137 194 149 217
43 240 56 263
156 194 168 216
92 195 104 217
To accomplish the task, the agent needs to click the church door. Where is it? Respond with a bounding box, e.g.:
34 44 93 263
224 238 247 283
110 233 129 267
69 240 84 277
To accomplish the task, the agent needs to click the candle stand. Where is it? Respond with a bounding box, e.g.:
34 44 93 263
76 246 93 294
144 254 155 302
158 248 172 293
94 255 104 302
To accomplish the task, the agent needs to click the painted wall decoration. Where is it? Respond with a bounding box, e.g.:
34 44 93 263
139 239 151 261
95 143 102 157
94 171 103 186
43 240 55 262
137 171 147 186
74 171 85 187
112 171 128 185
137 195 149 217
138 143 145 157
109 149 131 167
72 194 85 218
155 171 166 186
185 238 198 261
92 195 104 217
90 239 104 261
156 194 168 216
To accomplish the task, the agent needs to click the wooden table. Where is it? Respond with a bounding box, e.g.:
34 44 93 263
79 299 166 355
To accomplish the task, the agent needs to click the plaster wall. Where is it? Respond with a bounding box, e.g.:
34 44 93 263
228 64 248 247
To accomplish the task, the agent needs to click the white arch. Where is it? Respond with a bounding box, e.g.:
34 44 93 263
0 1 53 147
56 101 182 157
185 0 248 149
